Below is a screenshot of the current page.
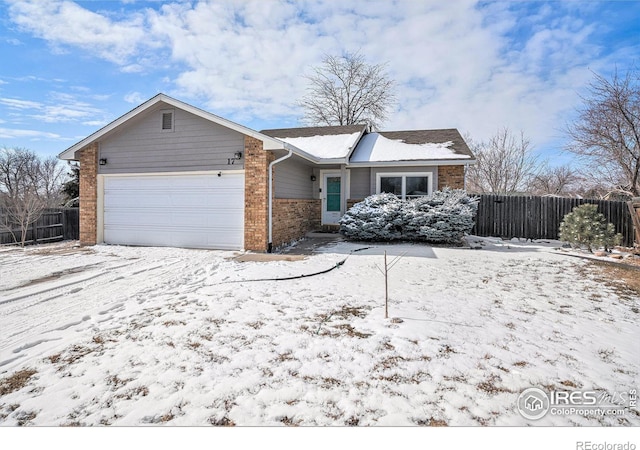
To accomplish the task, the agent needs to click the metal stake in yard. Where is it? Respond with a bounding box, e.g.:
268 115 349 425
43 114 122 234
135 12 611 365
375 250 406 320
384 251 388 319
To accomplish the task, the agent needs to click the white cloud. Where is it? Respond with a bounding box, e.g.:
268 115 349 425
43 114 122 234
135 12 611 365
37 102 106 124
0 97 43 109
121 64 145 74
82 120 108 127
141 0 619 149
0 127 61 139
5 0 638 152
0 92 108 124
124 92 145 104
7 0 151 65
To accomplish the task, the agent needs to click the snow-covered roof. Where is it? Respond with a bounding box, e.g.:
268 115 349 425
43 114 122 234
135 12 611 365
349 129 474 165
277 133 362 159
261 125 366 161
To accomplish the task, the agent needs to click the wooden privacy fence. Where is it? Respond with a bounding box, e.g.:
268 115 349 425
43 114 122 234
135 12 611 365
473 195 636 247
0 208 79 245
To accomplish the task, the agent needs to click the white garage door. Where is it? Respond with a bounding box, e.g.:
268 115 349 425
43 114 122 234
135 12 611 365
103 172 244 250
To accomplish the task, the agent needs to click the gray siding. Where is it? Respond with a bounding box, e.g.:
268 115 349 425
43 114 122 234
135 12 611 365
274 157 315 199
348 168 371 199
98 102 245 174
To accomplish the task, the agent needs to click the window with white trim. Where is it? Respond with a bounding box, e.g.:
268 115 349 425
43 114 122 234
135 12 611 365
377 173 432 200
160 109 174 132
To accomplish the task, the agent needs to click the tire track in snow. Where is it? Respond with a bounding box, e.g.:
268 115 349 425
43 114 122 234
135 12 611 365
0 258 187 365
0 262 139 307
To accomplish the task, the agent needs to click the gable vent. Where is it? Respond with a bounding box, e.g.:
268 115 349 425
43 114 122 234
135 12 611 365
162 112 173 130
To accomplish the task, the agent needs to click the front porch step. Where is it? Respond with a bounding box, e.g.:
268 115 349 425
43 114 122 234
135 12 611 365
319 224 340 233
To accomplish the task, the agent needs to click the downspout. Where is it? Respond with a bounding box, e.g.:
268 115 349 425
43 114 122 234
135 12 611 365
267 148 293 253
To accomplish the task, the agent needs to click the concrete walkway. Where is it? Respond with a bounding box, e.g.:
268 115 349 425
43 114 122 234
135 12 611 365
283 232 440 258
236 231 440 261
280 232 344 255
230 232 343 262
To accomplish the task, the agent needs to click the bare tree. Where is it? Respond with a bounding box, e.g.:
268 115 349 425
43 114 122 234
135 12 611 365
566 67 640 197
572 182 629 200
466 128 541 194
39 155 66 205
299 51 395 129
530 164 581 196
0 147 64 246
1 189 47 246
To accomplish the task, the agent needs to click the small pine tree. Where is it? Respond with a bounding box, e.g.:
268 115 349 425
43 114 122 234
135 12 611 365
61 163 79 207
559 203 622 252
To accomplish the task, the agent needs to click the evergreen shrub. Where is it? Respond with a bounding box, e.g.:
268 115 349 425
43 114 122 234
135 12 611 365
559 203 622 252
340 188 478 244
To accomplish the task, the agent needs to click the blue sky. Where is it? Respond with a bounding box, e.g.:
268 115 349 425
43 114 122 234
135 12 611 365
0 0 638 165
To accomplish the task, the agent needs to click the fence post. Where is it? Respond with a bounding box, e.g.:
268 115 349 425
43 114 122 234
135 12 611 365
62 209 67 240
627 201 640 246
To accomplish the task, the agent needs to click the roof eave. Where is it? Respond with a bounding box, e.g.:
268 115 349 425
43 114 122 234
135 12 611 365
315 157 349 165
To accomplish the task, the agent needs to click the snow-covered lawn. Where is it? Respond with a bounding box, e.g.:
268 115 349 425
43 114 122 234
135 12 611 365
0 238 638 426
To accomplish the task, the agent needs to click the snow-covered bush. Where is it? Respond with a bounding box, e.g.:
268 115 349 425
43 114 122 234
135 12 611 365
340 188 478 244
559 203 622 252
339 193 405 241
408 189 479 243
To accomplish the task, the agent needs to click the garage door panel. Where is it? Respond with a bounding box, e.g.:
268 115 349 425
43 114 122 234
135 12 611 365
105 176 242 191
104 227 241 250
105 208 244 228
103 173 244 250
104 194 240 209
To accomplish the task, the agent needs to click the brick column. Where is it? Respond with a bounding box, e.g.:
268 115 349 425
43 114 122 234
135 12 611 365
78 143 98 245
243 136 272 251
437 165 465 190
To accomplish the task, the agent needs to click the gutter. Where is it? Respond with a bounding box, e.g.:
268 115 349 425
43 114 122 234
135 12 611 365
346 158 476 168
267 148 293 253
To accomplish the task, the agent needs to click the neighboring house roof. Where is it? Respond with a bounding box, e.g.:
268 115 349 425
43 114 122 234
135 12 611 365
58 93 295 160
261 125 367 161
349 129 475 166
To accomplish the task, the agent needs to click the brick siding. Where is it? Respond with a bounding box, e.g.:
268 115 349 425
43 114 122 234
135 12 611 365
437 165 465 190
243 136 273 251
272 199 321 248
78 143 98 245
